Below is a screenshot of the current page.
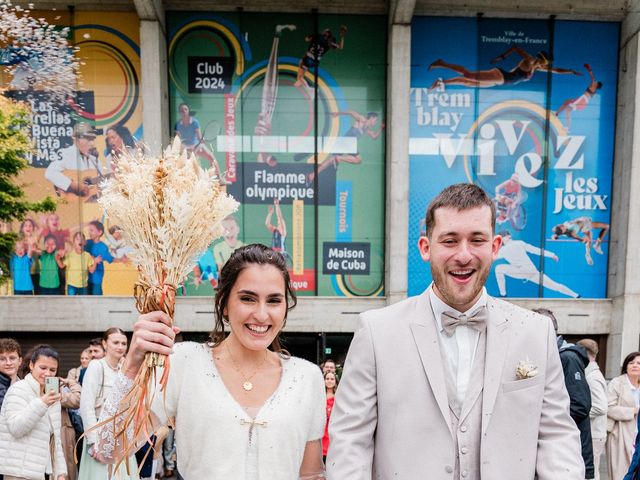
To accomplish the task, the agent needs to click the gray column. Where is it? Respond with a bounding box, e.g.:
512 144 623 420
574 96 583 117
606 11 640 377
135 0 169 155
385 1 415 305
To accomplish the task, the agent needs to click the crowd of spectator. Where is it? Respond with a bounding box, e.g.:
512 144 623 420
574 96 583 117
0 326 638 479
0 334 177 480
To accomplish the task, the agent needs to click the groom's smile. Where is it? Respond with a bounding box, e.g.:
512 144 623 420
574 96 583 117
449 268 475 282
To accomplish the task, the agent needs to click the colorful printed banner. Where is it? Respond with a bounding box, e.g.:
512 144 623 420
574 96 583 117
2 12 143 296
168 12 386 296
408 17 618 298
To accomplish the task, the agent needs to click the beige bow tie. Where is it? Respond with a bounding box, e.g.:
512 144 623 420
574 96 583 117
441 307 488 337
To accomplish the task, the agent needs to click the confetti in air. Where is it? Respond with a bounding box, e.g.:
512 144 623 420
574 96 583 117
0 0 79 100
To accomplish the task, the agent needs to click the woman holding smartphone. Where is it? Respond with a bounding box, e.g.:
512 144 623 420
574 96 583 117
0 344 67 480
79 328 138 480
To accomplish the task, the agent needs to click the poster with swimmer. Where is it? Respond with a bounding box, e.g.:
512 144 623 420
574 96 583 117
408 17 618 298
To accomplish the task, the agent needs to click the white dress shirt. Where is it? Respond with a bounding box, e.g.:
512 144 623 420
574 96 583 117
429 284 487 407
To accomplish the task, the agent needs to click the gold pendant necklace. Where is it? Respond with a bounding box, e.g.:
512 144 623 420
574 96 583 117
225 342 268 392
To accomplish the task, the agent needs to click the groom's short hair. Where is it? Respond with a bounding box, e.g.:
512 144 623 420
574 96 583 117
424 183 496 239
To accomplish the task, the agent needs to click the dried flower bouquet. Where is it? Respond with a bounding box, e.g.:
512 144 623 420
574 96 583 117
97 137 238 469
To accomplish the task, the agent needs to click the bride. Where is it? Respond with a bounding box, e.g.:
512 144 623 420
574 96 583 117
98 244 326 479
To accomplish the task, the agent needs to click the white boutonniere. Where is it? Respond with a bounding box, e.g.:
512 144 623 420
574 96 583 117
515 359 539 380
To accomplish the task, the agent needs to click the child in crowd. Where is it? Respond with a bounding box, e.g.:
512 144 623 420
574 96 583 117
84 220 114 295
192 247 218 289
0 222 12 296
38 234 63 295
40 213 71 293
10 240 34 295
58 232 95 295
19 218 42 294
40 213 70 250
213 215 245 272
0 338 22 409
191 215 243 292
106 225 132 260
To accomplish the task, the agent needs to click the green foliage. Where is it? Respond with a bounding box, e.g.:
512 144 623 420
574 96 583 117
0 94 56 285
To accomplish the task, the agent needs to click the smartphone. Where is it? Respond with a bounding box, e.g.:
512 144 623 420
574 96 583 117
44 376 59 394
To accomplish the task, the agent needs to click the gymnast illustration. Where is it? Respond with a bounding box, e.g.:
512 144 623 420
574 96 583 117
556 63 603 132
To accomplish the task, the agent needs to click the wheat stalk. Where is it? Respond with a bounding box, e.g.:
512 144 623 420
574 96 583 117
97 137 238 471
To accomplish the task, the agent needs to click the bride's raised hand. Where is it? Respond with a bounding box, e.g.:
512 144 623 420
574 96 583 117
123 311 180 378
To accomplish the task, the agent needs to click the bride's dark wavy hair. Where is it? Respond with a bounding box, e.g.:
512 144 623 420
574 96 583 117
210 243 297 353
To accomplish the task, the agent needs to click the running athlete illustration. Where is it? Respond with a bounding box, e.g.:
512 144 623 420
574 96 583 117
295 26 347 88
253 24 297 168
495 231 579 298
428 47 581 91
551 216 610 266
307 110 384 184
555 64 603 132
265 199 287 254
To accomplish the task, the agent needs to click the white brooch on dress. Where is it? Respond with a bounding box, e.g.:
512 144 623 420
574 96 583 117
515 359 539 380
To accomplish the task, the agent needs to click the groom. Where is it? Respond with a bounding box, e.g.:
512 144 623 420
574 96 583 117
326 183 584 479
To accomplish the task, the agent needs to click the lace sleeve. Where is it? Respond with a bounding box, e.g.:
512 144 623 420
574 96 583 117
95 372 134 461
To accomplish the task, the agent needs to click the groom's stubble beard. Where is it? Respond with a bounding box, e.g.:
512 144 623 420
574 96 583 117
431 260 491 311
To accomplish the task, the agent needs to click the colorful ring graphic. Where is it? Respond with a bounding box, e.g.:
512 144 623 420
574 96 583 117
331 271 384 297
70 25 140 128
169 17 251 96
463 100 566 184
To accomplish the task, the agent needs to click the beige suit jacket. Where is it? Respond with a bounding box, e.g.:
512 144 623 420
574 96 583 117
326 291 584 480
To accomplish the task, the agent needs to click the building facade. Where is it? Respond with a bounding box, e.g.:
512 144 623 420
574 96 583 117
0 0 638 376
